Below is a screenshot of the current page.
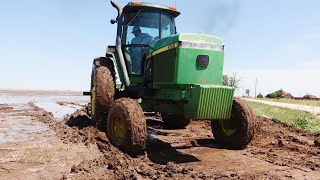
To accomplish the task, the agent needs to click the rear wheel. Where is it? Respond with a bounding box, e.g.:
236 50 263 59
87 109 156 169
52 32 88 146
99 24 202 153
106 98 147 156
162 113 191 129
91 58 115 131
211 98 255 149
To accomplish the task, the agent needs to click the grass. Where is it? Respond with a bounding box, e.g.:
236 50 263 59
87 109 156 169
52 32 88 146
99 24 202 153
43 153 53 163
246 101 320 133
257 98 320 107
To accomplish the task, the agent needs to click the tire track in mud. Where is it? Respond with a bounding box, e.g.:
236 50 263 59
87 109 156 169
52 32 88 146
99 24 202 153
27 103 320 179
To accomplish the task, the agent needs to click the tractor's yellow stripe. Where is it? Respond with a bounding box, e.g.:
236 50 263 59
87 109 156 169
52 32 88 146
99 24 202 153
146 42 179 59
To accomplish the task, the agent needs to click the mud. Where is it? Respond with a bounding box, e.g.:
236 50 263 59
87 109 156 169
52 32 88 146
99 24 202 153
57 108 320 179
1 91 320 179
61 109 212 179
248 117 320 172
0 102 100 180
0 104 13 113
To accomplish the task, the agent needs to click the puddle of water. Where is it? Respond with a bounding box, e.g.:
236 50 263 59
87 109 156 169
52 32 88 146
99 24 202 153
34 102 80 119
0 93 89 119
0 92 88 144
0 93 89 105
65 104 83 109
0 116 53 144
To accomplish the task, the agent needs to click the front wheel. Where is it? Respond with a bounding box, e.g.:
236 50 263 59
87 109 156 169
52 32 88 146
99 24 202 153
106 98 147 156
211 98 255 149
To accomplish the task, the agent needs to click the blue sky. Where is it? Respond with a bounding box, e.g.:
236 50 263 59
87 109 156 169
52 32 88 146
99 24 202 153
0 0 319 97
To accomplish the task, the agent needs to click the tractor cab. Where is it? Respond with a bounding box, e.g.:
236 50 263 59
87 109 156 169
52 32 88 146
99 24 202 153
121 2 180 75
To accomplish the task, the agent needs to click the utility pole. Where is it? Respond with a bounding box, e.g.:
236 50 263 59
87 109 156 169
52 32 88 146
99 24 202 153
254 77 257 98
242 85 245 98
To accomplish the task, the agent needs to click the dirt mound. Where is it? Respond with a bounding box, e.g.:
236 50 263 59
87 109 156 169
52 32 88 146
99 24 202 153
0 104 14 113
68 153 194 179
66 152 236 180
248 117 320 171
64 109 94 129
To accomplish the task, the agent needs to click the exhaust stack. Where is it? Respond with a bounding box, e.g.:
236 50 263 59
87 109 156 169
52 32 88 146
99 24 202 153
110 1 130 86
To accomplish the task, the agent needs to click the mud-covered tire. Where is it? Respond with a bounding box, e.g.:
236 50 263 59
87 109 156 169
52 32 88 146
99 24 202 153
162 113 191 129
211 98 255 149
106 98 147 156
91 57 115 131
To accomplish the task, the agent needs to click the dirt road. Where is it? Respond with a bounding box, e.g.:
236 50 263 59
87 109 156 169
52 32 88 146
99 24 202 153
244 98 320 115
0 91 319 179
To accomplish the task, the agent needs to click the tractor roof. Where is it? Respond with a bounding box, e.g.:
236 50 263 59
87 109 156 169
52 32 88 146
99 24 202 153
123 1 180 17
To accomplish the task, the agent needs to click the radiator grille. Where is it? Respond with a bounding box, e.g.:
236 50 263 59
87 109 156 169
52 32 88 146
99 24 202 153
196 85 234 119
153 48 176 86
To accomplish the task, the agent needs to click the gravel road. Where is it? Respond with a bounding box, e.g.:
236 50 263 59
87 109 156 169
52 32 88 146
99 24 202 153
244 98 320 114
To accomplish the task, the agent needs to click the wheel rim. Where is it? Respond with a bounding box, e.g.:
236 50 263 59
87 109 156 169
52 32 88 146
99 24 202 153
220 116 237 136
112 114 126 143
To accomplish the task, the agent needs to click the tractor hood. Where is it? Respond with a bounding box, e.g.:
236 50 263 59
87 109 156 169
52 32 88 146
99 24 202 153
147 33 224 58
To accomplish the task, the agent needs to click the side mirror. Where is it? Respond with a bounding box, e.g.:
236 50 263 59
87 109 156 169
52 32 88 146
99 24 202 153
110 19 117 24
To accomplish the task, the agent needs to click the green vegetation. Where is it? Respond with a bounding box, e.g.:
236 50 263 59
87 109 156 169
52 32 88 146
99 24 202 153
257 93 263 98
260 98 320 107
246 101 320 132
222 73 240 89
43 153 53 163
265 89 284 99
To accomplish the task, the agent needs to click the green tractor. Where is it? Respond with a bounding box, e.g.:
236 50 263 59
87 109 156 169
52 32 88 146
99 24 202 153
87 1 255 156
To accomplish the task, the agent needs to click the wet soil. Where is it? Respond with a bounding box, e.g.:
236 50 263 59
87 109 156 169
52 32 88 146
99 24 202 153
0 92 320 179
0 103 100 180
59 109 320 179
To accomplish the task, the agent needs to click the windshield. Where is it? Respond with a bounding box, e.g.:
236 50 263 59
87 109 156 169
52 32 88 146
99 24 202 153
123 11 176 44
122 11 176 75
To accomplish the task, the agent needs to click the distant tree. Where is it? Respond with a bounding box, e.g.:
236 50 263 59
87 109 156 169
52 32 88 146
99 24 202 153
222 75 229 86
246 89 250 97
257 93 263 98
303 93 311 99
222 73 241 89
274 89 284 98
266 89 284 99
265 93 274 98
303 93 317 100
